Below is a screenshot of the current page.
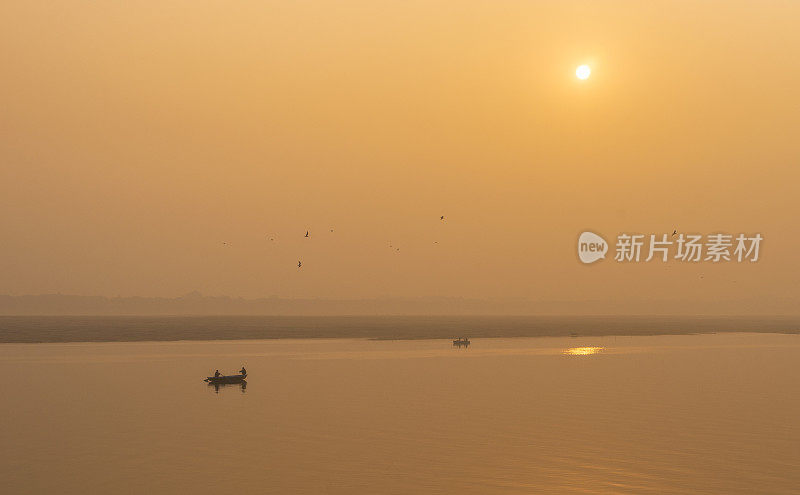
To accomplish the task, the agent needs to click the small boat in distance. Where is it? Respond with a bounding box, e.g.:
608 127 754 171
205 374 246 384
453 337 470 347
205 367 247 384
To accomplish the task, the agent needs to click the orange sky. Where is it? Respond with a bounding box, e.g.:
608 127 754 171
1 1 798 308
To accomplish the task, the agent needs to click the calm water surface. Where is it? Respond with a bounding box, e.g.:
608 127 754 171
2 333 799 494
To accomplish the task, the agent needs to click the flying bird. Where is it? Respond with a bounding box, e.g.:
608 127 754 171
304 231 309 238
298 261 302 268
440 215 445 221
672 229 678 237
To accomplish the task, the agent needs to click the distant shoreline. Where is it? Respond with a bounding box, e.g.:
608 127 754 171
1 315 798 344
2 294 799 317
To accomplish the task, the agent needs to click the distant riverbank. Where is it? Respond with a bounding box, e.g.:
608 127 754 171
1 315 798 344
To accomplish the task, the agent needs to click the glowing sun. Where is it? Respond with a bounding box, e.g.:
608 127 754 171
576 65 591 80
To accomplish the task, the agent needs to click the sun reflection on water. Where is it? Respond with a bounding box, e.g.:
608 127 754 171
564 346 605 356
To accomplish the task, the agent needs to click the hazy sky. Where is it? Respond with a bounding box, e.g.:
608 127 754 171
1 1 798 306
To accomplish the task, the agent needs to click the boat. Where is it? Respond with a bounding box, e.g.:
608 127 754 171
453 337 470 347
204 374 246 384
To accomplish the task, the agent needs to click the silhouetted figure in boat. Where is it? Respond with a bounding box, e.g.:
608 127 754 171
240 366 247 377
214 369 221 378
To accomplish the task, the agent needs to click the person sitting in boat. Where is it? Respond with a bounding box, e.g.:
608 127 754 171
214 369 221 378
240 366 247 377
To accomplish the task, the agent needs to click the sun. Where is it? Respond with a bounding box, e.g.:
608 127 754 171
576 65 591 80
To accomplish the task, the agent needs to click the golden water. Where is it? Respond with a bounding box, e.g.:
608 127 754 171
2 333 798 494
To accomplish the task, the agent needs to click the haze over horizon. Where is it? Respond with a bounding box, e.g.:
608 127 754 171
2 2 799 311
1 292 798 317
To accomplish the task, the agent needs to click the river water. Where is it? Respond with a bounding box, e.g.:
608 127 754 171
2 333 799 494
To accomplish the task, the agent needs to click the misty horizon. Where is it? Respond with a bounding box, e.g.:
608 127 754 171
1 291 798 316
